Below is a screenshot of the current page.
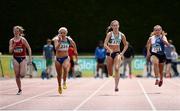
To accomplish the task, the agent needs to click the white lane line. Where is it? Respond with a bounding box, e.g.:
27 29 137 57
73 79 110 111
0 82 41 93
166 79 180 87
0 89 55 110
137 80 156 111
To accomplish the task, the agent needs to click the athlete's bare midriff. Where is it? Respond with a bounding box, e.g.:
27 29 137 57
56 51 68 58
107 45 120 53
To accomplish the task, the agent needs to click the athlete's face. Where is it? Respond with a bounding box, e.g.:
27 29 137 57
59 30 67 37
111 22 119 31
154 28 162 36
13 28 21 36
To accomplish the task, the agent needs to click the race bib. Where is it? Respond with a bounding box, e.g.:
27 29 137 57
14 47 23 53
152 45 162 53
109 39 121 45
58 42 69 51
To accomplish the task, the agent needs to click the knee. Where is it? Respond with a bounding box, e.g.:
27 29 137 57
115 68 119 73
153 62 159 66
15 74 20 79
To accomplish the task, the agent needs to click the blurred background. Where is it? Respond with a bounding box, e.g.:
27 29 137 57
0 0 180 54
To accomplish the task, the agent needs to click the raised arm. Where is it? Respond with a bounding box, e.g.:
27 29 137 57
54 36 61 51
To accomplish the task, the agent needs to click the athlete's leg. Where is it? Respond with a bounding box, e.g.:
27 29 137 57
159 63 164 87
13 58 21 94
151 55 160 78
151 55 160 85
20 59 27 78
62 57 70 89
55 60 63 94
106 56 113 76
114 55 122 91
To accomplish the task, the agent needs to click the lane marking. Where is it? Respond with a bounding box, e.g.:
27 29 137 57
73 79 110 111
0 82 42 93
0 89 55 110
137 79 156 111
0 78 88 110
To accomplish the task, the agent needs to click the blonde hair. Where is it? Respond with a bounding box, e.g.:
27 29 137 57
110 20 119 27
150 25 167 36
13 26 25 36
106 20 119 33
58 27 68 34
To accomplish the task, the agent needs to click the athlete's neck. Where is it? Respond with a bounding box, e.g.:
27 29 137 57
113 30 119 35
14 35 21 39
61 36 66 40
155 34 162 37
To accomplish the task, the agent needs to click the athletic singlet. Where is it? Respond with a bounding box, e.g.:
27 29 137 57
150 35 165 55
108 32 122 45
13 37 26 57
58 36 71 51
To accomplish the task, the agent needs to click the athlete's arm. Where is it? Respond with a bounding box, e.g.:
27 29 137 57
104 32 113 53
9 39 14 53
146 37 151 60
23 38 32 62
162 36 169 46
54 37 61 50
121 34 128 55
69 38 78 56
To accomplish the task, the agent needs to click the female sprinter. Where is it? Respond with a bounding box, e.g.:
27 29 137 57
104 20 128 92
53 27 78 94
146 25 169 87
9 26 32 95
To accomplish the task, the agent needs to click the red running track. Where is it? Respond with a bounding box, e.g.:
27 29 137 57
0 77 180 110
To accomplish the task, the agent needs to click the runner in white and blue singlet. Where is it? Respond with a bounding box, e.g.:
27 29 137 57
146 25 169 87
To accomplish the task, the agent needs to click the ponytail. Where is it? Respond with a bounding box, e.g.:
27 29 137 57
106 26 113 33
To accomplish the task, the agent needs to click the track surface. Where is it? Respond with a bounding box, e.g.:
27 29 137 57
0 77 180 111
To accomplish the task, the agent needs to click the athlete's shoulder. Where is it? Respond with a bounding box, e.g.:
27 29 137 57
149 35 155 39
52 36 59 41
9 37 14 42
20 36 27 42
119 32 125 37
66 36 73 41
106 32 112 37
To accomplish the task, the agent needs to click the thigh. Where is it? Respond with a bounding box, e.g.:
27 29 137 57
55 61 62 75
114 54 121 66
20 59 27 75
106 56 113 68
151 55 159 64
62 57 70 71
13 58 20 76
